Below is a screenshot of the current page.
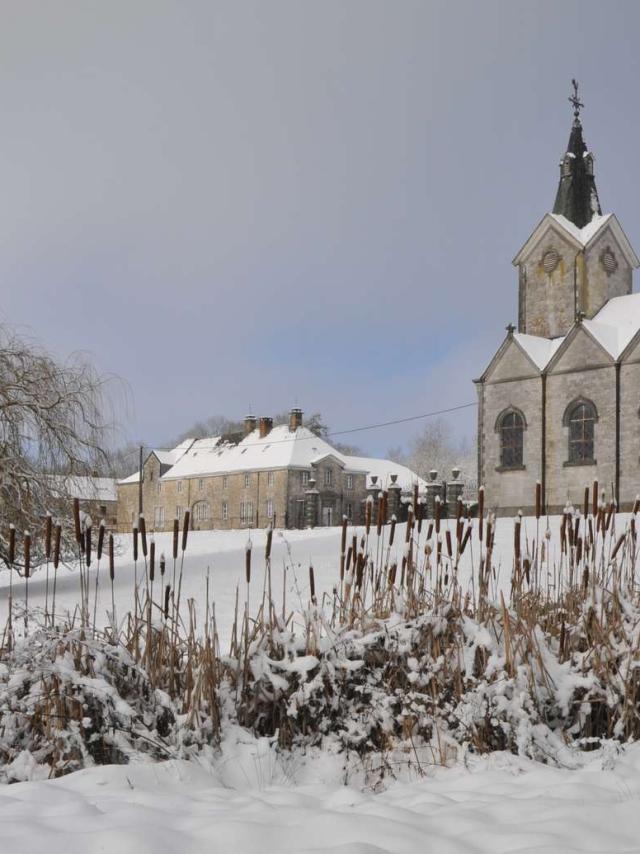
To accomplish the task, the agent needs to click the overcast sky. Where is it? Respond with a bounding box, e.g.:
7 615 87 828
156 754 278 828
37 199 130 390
2 1 640 457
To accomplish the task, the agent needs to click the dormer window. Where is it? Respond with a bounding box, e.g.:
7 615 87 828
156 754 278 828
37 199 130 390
584 152 594 176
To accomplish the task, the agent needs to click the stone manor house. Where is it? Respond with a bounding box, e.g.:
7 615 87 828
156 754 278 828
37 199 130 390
117 409 426 531
476 86 640 515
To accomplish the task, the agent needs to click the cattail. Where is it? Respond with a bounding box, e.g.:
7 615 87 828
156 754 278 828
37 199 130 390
85 524 92 567
365 498 372 535
24 532 31 578
345 544 353 574
44 513 52 559
97 520 105 560
181 510 190 551
376 497 383 536
435 497 441 534
611 532 626 561
478 486 485 541
514 517 521 561
416 498 424 534
574 514 580 545
53 524 61 569
592 480 598 517
133 526 139 561
309 565 315 601
575 537 582 564
389 515 396 547
523 557 530 584
73 498 81 545
160 553 166 577
139 514 148 557
355 553 365 588
8 525 15 564
460 525 472 555
172 518 179 560
245 540 252 583
560 512 567 552
266 526 273 561
164 584 171 619
427 521 433 542
389 562 397 585
109 534 115 580
405 506 413 542
633 495 640 515
445 529 452 558
149 539 155 582
583 487 589 522
535 481 542 520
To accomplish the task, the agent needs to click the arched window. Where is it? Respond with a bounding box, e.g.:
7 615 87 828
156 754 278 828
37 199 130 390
497 409 525 468
565 399 597 463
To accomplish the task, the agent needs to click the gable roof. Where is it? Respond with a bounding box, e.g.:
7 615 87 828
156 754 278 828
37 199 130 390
512 212 640 268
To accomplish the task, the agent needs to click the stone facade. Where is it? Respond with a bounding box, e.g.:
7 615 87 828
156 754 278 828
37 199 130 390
117 416 407 532
477 103 640 515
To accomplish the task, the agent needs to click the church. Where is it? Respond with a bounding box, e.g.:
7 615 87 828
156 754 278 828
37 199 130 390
476 83 640 515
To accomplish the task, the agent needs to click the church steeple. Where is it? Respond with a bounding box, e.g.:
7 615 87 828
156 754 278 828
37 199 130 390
552 80 602 228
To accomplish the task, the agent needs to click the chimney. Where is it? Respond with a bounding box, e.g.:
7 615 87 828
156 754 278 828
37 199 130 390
289 407 303 432
259 416 273 438
244 414 257 436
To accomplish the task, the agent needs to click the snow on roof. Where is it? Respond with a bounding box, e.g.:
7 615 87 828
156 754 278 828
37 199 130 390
513 333 564 370
342 455 427 491
163 426 347 479
510 293 640 371
117 439 195 485
549 213 612 247
51 476 117 503
118 424 424 492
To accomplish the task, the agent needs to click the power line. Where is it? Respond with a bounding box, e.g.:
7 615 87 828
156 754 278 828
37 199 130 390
126 401 478 454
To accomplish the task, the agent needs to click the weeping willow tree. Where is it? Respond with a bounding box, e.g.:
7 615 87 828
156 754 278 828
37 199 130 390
0 326 113 569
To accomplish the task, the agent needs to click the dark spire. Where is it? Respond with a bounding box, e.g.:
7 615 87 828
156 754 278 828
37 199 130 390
552 80 602 228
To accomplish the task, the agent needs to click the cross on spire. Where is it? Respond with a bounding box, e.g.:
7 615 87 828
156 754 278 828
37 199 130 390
569 78 583 123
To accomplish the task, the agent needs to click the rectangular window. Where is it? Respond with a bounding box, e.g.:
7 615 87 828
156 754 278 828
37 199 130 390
346 474 353 490
244 472 251 488
222 501 228 521
240 501 254 525
266 498 274 519
157 481 162 495
198 478 204 491
195 502 209 521
223 475 228 489
176 505 183 520
177 480 183 493
154 506 165 527
267 471 274 487
301 471 310 486
324 468 332 487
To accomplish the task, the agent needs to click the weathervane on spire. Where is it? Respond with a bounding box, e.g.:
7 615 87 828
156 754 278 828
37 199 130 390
569 78 583 123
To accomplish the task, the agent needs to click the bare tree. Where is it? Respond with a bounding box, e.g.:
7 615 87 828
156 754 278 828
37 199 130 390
392 418 476 486
0 326 113 568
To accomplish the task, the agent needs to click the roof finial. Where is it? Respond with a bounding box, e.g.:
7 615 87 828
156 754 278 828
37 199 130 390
569 78 583 124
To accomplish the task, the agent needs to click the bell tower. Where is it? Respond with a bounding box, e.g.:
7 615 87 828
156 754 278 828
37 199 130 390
513 81 637 340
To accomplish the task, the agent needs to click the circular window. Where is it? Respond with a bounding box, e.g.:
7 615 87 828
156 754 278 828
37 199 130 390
542 248 560 274
600 247 618 275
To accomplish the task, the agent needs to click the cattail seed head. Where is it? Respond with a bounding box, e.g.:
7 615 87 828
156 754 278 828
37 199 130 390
164 584 171 619
160 553 166 577
73 498 81 544
149 538 155 582
53 524 61 569
389 515 396 547
139 514 147 557
44 513 52 560
173 517 179 560
132 526 138 562
85 525 92 567
265 526 273 560
245 540 252 584
23 532 31 578
97 519 105 561
109 534 115 580
8 525 15 565
309 565 315 601
181 511 190 552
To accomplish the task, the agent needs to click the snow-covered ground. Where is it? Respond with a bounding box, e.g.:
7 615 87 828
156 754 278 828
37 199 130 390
2 736 640 853
2 518 639 854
